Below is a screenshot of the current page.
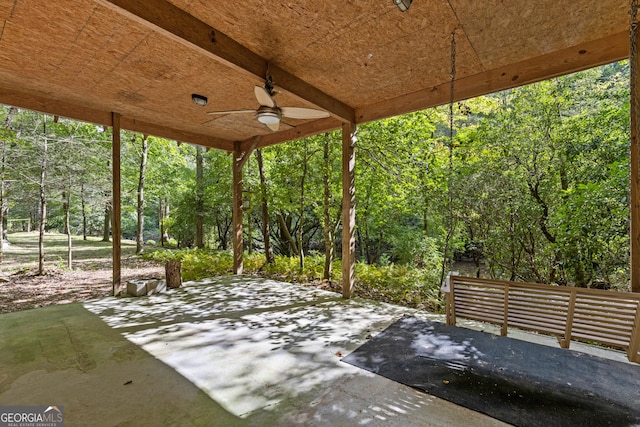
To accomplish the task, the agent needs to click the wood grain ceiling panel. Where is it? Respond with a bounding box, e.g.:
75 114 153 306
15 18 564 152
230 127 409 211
449 0 628 69
0 0 631 149
170 0 484 107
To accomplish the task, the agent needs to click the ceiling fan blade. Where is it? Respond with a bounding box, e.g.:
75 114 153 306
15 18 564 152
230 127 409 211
280 107 330 120
266 121 280 131
254 86 276 108
206 109 255 115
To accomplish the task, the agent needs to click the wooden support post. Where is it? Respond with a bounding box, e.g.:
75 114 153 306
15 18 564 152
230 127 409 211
341 122 356 298
232 141 243 275
231 138 259 275
632 2 640 293
445 277 456 326
111 112 121 296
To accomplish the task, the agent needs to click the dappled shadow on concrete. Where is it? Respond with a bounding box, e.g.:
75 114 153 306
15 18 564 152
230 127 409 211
343 316 640 427
83 277 501 426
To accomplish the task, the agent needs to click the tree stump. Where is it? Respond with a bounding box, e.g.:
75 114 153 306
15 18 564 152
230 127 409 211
165 260 182 289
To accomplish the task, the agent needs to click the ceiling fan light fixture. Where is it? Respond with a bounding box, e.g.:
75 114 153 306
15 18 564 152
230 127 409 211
393 0 412 12
191 93 208 107
256 111 281 125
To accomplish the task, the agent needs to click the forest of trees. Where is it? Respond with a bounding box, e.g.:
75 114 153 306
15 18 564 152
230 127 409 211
0 61 631 290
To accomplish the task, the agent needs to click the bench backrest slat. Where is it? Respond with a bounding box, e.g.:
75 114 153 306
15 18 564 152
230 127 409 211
446 275 640 363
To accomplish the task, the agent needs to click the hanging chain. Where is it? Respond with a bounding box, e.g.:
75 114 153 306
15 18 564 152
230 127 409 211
631 0 639 125
448 30 456 201
449 30 456 150
442 29 457 279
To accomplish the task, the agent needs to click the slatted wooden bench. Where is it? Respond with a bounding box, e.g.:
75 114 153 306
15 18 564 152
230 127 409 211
443 274 640 363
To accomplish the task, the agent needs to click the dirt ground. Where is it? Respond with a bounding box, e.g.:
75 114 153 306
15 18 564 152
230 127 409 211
0 259 164 315
0 232 164 314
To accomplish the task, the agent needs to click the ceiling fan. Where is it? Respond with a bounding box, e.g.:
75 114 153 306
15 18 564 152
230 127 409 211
207 79 330 131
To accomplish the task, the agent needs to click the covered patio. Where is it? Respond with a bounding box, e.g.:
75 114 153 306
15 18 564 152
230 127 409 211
1 0 639 295
2 1 640 425
0 277 634 426
0 277 498 426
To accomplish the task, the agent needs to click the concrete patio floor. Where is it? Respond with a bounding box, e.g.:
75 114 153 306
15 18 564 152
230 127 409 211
0 276 631 426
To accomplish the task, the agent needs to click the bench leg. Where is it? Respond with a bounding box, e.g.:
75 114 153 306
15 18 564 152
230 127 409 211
556 336 570 349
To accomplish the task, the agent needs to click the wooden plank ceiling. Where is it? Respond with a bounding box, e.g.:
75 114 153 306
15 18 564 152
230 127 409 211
0 0 630 151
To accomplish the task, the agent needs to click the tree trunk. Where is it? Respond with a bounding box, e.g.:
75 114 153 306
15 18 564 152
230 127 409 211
63 190 72 269
0 108 16 268
363 220 372 264
322 137 334 280
158 201 164 247
37 125 48 276
136 135 149 253
0 168 4 268
246 201 252 254
102 199 111 242
256 149 274 264
159 200 165 246
298 147 307 271
195 145 204 248
81 183 87 240
159 198 169 246
277 212 299 256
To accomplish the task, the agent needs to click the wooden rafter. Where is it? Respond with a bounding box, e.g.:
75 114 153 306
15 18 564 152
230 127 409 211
99 0 356 124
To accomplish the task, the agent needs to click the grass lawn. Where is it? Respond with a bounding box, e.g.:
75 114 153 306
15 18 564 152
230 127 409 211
3 231 139 274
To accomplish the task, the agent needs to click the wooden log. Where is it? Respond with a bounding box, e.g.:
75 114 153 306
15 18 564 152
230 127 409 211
165 260 182 288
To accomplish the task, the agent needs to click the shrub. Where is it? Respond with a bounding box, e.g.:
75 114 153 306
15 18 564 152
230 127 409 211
355 262 443 312
142 249 444 313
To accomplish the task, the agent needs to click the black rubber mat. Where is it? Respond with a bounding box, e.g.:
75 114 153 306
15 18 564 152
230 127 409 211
342 315 640 427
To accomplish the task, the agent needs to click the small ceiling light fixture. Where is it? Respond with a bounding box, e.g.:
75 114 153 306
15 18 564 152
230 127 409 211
256 110 281 125
191 93 208 107
393 0 413 12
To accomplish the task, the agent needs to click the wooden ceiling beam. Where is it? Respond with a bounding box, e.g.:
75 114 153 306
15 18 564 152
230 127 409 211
99 0 356 124
0 85 234 151
119 118 235 151
357 31 629 124
0 85 113 127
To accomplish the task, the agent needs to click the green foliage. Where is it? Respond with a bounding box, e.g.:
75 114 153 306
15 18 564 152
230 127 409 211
143 248 233 281
355 263 444 313
142 249 444 312
259 254 335 282
455 64 630 286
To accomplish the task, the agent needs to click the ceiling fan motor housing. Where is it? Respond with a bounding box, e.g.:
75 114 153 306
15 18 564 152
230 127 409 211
256 106 282 124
